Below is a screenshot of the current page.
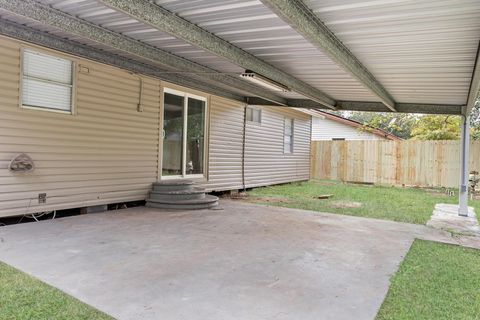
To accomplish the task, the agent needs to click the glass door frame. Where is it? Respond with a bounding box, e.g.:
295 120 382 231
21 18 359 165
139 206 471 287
161 87 208 180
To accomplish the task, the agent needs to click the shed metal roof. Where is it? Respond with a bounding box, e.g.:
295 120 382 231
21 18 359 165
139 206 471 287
0 0 478 115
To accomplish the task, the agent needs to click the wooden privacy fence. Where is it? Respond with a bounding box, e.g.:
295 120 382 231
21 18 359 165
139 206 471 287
311 140 480 188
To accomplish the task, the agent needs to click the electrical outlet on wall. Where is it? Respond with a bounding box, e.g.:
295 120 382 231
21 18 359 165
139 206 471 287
38 193 47 204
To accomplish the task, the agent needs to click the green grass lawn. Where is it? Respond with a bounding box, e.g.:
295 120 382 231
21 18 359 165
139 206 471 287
376 240 480 320
246 180 480 224
0 261 112 320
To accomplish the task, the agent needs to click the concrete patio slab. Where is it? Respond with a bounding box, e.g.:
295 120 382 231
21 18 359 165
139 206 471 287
0 201 472 320
427 203 479 236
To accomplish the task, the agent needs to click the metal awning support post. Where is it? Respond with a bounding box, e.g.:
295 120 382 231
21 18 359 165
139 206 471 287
458 115 470 217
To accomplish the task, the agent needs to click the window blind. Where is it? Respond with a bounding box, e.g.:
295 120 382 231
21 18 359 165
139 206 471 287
22 49 73 112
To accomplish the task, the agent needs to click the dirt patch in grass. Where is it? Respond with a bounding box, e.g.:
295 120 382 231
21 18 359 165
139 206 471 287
426 192 452 198
245 180 480 224
329 200 363 209
312 180 339 186
249 196 294 204
221 192 249 200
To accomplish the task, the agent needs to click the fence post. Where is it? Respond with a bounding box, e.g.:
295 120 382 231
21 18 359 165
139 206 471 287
458 115 470 217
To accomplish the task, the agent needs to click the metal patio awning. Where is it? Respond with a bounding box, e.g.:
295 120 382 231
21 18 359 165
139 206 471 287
0 0 479 115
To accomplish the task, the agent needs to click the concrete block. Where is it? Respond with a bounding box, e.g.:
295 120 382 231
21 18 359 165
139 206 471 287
80 205 108 214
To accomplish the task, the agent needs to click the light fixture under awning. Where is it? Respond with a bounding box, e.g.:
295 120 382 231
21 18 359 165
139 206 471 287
240 70 290 93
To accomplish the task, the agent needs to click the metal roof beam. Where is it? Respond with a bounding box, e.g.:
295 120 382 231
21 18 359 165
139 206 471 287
464 41 480 115
248 98 462 115
246 97 283 106
260 0 397 112
0 0 287 106
0 19 246 103
336 101 461 115
98 0 336 109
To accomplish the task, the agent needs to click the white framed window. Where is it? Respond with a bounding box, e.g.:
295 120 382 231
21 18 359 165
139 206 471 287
246 106 261 123
21 49 74 113
284 117 294 154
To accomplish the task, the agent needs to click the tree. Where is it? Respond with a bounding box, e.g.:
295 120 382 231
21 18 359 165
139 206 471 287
470 101 480 140
339 111 417 139
410 115 461 140
337 101 480 141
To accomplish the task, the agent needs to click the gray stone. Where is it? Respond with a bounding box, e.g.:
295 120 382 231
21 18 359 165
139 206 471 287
427 203 479 236
146 181 218 209
146 194 219 210
80 205 108 214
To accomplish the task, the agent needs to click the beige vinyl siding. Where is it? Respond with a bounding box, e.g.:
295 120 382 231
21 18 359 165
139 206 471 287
244 106 311 188
205 96 245 191
205 101 311 192
0 37 160 217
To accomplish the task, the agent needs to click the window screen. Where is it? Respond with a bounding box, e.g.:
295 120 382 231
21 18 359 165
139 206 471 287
284 117 294 153
22 49 74 112
246 107 261 123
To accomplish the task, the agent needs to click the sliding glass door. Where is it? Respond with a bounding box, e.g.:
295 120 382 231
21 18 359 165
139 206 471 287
162 88 206 179
186 97 205 175
162 92 184 177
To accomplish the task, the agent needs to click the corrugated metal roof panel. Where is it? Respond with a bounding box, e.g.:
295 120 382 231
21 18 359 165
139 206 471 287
36 0 245 73
2 0 479 108
29 0 375 101
0 8 260 98
304 0 480 105
157 0 378 102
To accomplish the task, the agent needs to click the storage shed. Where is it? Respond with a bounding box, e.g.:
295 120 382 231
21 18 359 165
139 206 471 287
304 110 401 141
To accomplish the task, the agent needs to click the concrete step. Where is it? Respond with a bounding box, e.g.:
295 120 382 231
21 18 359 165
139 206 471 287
146 194 219 210
149 187 206 201
152 179 195 192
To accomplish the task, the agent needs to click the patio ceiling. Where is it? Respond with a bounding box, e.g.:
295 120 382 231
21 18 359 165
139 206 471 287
0 0 479 115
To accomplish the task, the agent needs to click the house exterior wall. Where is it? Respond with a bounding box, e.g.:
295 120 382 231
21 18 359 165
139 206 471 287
0 36 161 218
205 96 245 191
312 116 385 141
0 35 311 217
244 106 311 188
206 102 311 192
